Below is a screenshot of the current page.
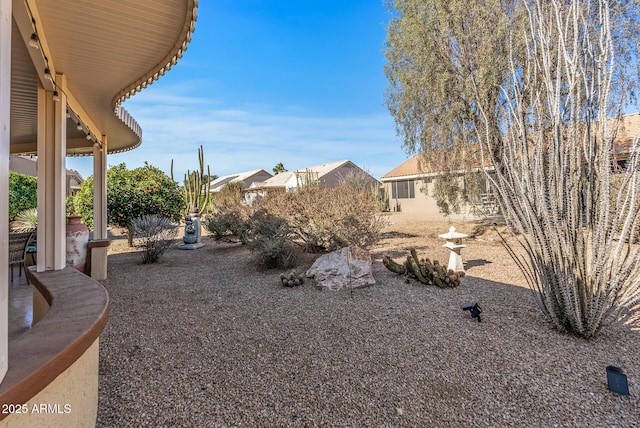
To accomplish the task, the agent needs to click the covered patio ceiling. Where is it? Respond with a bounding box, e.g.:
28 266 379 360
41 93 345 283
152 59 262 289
9 0 197 156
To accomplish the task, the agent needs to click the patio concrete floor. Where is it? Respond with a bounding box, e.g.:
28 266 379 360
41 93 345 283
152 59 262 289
8 266 33 338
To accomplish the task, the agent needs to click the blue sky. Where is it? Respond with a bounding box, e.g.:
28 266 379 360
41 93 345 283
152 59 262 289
67 0 410 181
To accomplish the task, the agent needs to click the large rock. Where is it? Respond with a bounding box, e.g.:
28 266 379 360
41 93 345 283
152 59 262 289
306 246 376 291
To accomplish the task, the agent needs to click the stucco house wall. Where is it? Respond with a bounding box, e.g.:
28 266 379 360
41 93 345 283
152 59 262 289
381 155 489 220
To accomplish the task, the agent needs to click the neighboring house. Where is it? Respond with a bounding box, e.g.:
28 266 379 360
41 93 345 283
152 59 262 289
208 169 273 204
10 155 84 196
209 169 273 193
248 160 379 199
612 112 640 168
382 112 640 218
381 154 494 218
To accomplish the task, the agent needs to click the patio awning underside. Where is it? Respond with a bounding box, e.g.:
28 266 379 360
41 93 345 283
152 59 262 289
9 0 197 156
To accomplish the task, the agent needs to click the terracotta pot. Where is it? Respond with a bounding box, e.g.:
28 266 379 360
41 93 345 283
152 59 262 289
66 216 89 273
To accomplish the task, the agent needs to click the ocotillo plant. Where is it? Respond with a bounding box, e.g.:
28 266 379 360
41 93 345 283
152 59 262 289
182 145 211 215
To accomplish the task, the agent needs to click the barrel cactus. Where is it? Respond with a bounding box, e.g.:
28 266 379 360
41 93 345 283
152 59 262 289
280 270 305 287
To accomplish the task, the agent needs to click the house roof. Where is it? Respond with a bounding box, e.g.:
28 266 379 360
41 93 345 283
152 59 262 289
380 152 487 181
254 170 295 188
383 113 640 181
380 155 424 180
296 160 352 178
257 160 367 189
209 169 272 192
10 0 198 156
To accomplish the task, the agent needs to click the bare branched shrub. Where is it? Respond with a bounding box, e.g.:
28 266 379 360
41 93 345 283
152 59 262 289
339 169 390 211
258 184 387 252
385 0 640 337
204 181 250 240
131 215 176 264
482 1 640 337
239 209 297 269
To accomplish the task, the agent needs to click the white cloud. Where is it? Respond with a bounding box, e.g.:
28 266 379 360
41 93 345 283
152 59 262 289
67 85 411 181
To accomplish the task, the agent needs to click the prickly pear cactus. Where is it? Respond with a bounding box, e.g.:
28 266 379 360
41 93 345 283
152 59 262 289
383 249 465 288
280 270 305 287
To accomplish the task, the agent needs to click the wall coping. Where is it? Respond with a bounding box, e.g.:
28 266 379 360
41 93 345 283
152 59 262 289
0 267 109 418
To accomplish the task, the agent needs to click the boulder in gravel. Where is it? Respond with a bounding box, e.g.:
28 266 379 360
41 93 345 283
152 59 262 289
306 246 375 291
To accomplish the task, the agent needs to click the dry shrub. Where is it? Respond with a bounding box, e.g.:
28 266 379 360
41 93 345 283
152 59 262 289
204 182 250 240
239 209 297 269
204 207 248 240
257 185 386 252
130 215 176 264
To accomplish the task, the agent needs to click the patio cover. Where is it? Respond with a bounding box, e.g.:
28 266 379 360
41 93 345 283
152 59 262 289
9 0 197 155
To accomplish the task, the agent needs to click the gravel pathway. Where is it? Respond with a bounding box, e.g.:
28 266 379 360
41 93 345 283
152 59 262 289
97 223 639 427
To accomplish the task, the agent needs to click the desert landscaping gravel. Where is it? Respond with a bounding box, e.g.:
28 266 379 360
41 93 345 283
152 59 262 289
97 214 639 427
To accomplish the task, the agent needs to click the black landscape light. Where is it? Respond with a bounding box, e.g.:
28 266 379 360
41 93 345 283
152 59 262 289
460 303 482 322
606 366 630 396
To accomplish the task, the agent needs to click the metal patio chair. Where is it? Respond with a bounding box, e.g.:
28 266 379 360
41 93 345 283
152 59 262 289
9 231 35 283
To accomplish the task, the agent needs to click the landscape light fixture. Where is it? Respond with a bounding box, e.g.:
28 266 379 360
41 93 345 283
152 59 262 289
460 303 482 322
29 33 39 49
606 366 630 396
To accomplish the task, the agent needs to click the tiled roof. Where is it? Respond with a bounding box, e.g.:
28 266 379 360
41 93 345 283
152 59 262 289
209 169 272 192
259 171 295 187
380 154 425 179
259 160 354 188
382 113 640 179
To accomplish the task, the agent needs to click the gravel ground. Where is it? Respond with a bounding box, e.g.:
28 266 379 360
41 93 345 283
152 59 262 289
97 214 639 427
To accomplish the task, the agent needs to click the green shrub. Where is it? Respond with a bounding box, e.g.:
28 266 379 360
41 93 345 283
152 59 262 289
9 172 37 220
73 163 184 241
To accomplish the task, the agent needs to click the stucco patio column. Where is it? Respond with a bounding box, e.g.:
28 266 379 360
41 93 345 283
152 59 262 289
89 135 109 280
0 0 12 385
93 135 107 240
36 76 67 271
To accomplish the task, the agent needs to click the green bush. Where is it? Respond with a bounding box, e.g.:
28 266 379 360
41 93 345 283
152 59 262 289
73 163 184 244
9 172 37 220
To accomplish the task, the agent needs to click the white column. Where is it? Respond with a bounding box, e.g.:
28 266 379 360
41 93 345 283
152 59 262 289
0 0 12 385
36 76 67 271
92 136 107 239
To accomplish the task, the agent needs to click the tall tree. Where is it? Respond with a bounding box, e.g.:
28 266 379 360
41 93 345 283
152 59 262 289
74 163 184 245
385 0 640 337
